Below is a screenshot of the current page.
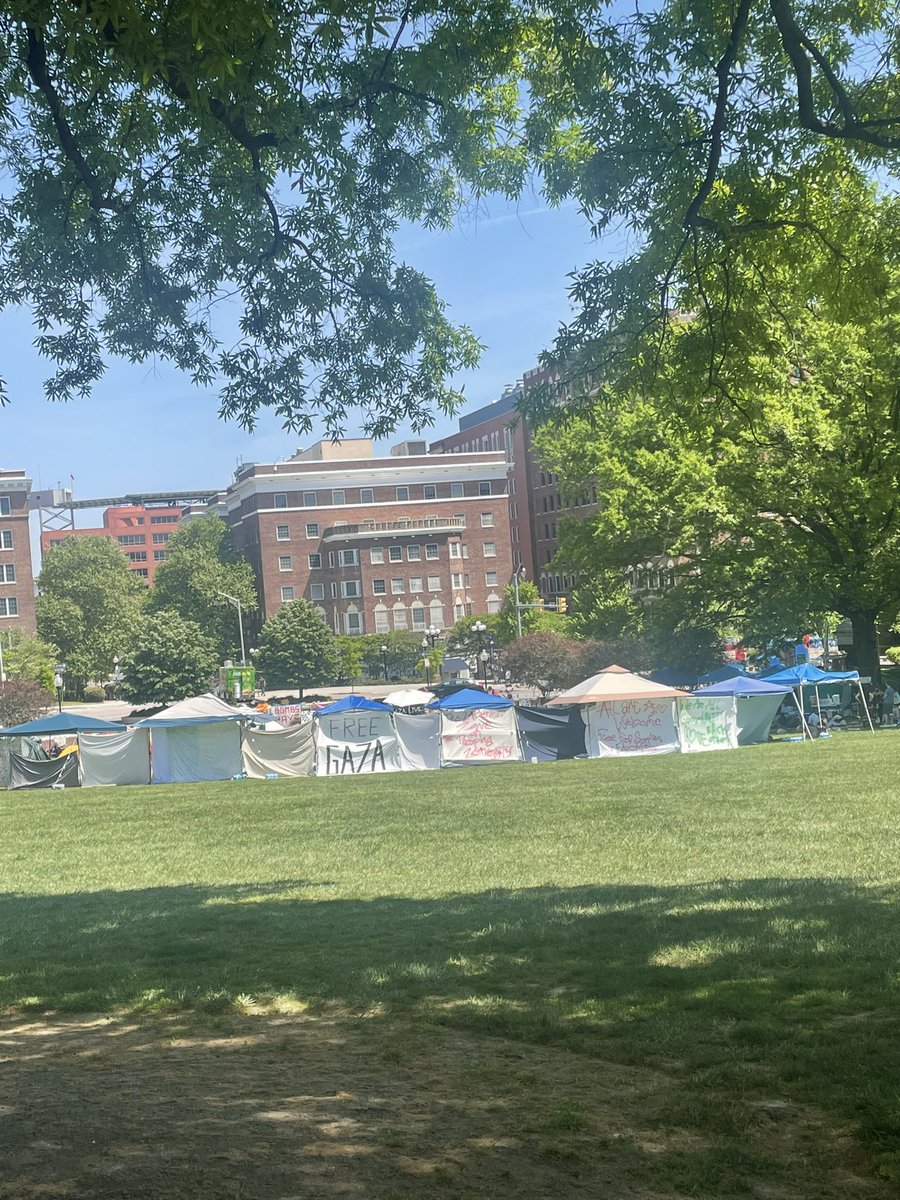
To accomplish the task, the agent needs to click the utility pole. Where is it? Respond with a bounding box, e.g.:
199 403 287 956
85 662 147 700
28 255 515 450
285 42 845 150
513 564 526 639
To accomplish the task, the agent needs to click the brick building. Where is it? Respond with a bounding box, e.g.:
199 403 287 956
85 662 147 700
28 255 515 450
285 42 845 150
40 503 184 583
0 469 37 636
223 438 512 635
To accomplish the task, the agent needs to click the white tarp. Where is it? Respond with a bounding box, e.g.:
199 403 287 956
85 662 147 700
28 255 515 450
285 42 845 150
440 707 522 767
315 710 401 775
150 722 242 784
677 696 738 753
585 699 679 757
242 723 315 778
394 712 441 771
736 693 784 745
79 728 151 787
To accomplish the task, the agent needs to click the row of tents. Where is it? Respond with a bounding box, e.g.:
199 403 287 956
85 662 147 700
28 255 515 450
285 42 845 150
0 664 867 790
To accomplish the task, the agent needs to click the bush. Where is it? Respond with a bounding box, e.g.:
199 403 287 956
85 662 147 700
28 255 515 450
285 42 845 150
0 680 54 727
82 685 107 702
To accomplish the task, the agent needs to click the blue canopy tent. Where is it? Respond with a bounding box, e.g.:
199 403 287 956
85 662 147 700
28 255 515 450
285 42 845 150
316 695 393 714
697 676 796 744
763 664 873 733
429 688 513 710
0 712 125 736
647 667 696 688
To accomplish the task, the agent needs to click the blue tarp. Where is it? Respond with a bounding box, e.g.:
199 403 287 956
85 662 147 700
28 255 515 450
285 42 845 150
315 695 394 714
0 712 125 737
696 664 748 685
765 664 859 685
429 687 513 710
698 676 793 697
648 667 696 688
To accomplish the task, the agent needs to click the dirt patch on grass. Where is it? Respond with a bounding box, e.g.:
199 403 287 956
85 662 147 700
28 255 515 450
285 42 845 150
0 1013 889 1200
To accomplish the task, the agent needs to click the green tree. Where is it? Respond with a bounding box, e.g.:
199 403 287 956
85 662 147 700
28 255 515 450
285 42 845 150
35 536 144 687
501 632 585 696
256 600 339 694
0 632 59 692
149 516 258 662
535 182 900 681
0 680 54 727
357 633 427 680
335 636 364 685
494 581 572 644
120 612 219 703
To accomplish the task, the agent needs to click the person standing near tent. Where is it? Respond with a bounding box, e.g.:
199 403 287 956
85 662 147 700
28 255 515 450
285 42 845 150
884 683 897 726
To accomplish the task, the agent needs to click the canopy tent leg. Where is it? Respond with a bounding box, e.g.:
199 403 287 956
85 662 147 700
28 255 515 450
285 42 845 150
857 682 876 734
791 689 812 740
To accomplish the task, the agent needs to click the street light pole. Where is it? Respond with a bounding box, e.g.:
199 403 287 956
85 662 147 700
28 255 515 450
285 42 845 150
512 564 526 639
216 590 247 665
381 643 389 681
53 663 66 713
421 636 431 687
472 620 486 684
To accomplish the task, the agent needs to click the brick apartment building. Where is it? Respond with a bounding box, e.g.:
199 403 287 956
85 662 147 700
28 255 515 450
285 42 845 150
222 438 513 635
0 469 37 636
432 373 598 605
40 503 184 584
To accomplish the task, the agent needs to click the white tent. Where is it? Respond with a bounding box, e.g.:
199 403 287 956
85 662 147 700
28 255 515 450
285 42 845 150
548 665 686 757
384 688 434 708
135 694 256 783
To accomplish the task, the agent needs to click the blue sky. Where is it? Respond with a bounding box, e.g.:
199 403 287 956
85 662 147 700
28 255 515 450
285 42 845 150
1 193 599 511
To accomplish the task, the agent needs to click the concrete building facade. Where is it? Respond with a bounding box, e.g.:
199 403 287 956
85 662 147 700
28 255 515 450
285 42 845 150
0 469 37 637
40 503 184 584
223 439 513 635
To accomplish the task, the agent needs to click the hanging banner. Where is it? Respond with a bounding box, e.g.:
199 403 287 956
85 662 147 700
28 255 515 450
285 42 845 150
267 705 312 727
315 711 401 775
440 708 522 766
585 700 679 757
677 696 738 753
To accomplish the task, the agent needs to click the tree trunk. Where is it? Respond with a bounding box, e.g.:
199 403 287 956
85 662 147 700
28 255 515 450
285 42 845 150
847 611 881 684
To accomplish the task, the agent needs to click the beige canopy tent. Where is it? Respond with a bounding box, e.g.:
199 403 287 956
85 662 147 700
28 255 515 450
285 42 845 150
546 664 687 706
547 665 688 757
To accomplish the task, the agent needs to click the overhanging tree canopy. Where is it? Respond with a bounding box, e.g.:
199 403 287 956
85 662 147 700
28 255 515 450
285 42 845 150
4 2 900 432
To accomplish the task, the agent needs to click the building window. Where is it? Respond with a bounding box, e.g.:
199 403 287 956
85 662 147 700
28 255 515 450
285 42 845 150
0 498 10 517
451 483 464 498
302 491 317 506
152 532 170 544
118 534 146 545
485 570 498 587
128 551 147 562
481 512 494 527
396 486 409 501
339 549 359 566
449 542 460 559
374 604 389 633
306 522 319 538
425 543 439 560
330 582 337 598
483 541 497 557
341 580 361 598
360 488 374 504
281 586 295 602
487 593 501 614
429 599 444 628
424 484 436 500
453 513 467 528
411 606 426 629
274 493 288 508
0 564 14 582
373 579 387 595
407 545 421 561
0 531 11 549
451 572 463 589
454 602 465 621
134 569 149 577
0 594 17 616
310 583 325 600
346 611 362 634
391 577 405 594
370 546 384 564
409 576 423 593
428 575 441 591
276 524 290 541
392 603 408 630
389 546 403 562
331 489 345 505
308 553 321 569
151 514 178 525
153 550 167 562
478 482 491 496
279 555 293 571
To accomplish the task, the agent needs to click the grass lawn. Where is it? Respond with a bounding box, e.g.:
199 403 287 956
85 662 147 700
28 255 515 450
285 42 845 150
2 735 900 1198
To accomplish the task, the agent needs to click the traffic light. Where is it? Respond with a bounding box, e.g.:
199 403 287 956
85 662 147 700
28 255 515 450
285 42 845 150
557 597 568 614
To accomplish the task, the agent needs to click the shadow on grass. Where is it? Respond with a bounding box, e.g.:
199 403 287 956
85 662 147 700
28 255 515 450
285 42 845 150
2 877 900 1192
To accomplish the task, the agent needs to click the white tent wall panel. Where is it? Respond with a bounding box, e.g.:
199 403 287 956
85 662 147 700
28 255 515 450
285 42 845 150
80 728 151 787
439 708 522 767
242 724 315 778
677 696 738 753
585 700 680 757
151 723 242 784
395 712 442 771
